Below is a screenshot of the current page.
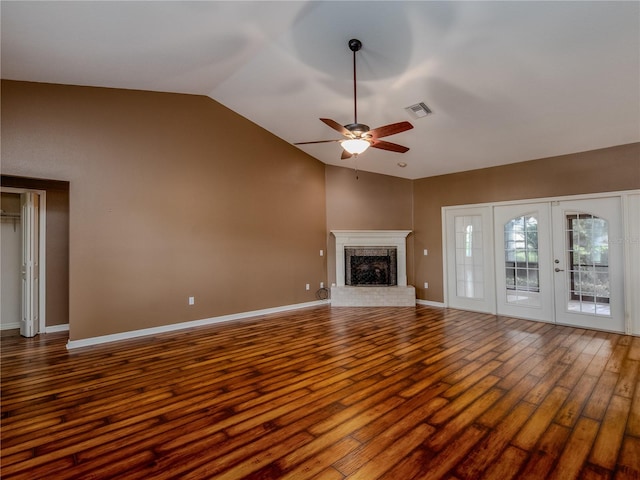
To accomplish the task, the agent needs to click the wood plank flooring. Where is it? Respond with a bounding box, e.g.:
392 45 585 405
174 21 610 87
1 305 639 479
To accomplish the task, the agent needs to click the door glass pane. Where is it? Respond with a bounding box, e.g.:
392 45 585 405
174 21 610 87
504 215 540 306
566 214 610 316
455 215 484 299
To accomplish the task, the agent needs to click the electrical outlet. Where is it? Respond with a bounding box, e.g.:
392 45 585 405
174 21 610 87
188 296 195 305
424 282 429 289
320 282 324 288
320 249 324 256
424 249 428 256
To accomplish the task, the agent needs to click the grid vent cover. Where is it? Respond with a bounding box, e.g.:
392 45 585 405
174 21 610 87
405 102 433 119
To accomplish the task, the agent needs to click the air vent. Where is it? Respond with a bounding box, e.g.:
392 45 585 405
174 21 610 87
405 102 433 119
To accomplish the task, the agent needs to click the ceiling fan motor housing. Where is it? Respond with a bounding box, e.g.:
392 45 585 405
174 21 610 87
345 123 370 137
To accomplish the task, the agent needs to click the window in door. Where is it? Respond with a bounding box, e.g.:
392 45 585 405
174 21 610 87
455 216 484 299
504 215 540 306
566 214 610 316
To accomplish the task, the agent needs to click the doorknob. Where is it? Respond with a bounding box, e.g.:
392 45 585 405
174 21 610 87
555 267 564 272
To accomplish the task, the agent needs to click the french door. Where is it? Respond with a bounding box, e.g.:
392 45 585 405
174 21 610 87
551 198 624 331
493 197 624 332
494 203 553 322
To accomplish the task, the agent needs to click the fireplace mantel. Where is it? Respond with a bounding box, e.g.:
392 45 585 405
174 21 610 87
331 230 411 287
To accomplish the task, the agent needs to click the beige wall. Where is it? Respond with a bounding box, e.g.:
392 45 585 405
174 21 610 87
44 186 70 327
413 143 640 302
325 165 414 286
1 80 327 340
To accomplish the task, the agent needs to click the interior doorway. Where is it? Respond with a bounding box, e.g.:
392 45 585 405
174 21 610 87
1 187 46 337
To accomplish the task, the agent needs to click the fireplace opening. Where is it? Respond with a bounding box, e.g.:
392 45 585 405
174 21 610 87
345 247 397 286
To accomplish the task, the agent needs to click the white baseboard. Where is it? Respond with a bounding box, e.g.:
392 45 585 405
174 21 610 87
416 299 446 308
0 323 70 333
46 324 69 333
66 300 329 350
1 322 21 331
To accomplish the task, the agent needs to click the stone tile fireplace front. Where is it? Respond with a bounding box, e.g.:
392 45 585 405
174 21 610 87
345 247 397 286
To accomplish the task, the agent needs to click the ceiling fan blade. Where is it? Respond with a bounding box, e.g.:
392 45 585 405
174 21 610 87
371 140 410 153
294 139 341 145
368 121 414 139
320 118 351 137
341 149 353 160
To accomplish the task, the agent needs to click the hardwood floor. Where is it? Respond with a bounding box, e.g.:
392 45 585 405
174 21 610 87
1 305 639 479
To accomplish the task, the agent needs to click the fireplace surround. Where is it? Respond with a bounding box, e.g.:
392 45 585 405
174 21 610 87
331 230 415 306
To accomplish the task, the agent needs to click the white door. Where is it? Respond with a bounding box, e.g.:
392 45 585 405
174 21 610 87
20 192 39 337
494 203 554 322
552 198 625 332
445 206 495 314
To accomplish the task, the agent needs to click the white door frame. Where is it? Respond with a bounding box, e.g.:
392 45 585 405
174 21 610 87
1 186 47 334
442 190 640 335
622 193 640 335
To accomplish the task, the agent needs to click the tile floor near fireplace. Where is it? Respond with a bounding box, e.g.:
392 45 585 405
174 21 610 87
330 285 416 307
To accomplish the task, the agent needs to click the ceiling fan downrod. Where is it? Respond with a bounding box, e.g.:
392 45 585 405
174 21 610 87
349 38 362 126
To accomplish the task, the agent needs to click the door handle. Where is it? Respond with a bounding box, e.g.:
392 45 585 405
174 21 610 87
555 267 564 272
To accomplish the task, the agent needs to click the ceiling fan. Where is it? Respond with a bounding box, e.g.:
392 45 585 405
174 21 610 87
295 38 413 160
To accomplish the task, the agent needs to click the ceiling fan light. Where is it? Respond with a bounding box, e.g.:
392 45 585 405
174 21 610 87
341 138 370 155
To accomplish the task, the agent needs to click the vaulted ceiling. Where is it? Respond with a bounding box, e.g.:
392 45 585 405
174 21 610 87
2 1 639 179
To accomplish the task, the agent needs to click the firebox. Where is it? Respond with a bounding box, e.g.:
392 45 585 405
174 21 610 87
345 247 397 286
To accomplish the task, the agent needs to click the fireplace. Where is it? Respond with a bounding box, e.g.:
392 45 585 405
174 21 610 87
331 230 415 306
345 247 397 286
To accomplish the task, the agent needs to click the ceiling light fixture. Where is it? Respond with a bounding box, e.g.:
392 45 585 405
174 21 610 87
341 138 371 155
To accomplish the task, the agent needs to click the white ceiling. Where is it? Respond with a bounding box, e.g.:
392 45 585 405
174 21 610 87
2 1 639 179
